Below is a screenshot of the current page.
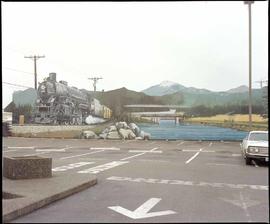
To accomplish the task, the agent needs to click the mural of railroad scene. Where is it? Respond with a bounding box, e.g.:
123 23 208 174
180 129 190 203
32 73 112 125
2 2 268 223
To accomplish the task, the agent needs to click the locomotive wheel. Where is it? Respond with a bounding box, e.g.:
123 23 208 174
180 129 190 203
76 117 82 125
69 117 75 125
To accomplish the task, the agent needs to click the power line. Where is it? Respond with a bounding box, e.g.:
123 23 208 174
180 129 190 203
3 67 34 75
24 55 45 89
6 46 104 90
5 46 87 80
3 82 33 89
5 46 26 56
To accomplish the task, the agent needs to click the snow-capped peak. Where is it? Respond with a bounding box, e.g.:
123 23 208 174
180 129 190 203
159 80 177 87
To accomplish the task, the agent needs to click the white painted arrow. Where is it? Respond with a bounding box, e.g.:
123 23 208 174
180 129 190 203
108 198 176 219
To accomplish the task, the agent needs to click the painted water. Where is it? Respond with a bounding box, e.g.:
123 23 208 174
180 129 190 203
137 120 248 141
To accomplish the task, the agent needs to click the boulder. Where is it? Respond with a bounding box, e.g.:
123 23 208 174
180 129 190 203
101 128 110 134
129 123 140 136
98 122 148 140
118 128 129 139
119 128 136 140
109 125 117 132
129 123 137 130
99 133 108 139
107 131 121 140
134 127 140 137
81 130 97 139
128 130 136 139
116 122 129 130
135 137 143 140
139 131 151 140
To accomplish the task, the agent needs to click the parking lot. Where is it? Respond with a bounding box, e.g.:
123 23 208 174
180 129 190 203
3 137 269 223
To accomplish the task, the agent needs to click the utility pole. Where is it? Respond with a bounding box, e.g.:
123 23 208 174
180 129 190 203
88 77 103 92
24 55 45 89
255 80 268 89
244 1 254 131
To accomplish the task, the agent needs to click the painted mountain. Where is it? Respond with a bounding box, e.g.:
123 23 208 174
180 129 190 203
141 81 186 96
142 80 248 96
141 81 264 107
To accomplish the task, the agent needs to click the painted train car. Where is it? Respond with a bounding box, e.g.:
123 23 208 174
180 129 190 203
33 72 111 124
90 98 112 119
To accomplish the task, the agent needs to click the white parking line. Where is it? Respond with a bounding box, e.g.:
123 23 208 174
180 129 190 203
60 149 105 160
122 148 161 160
232 154 242 157
206 163 240 167
177 142 185 146
3 150 18 152
23 152 50 156
90 147 120 150
36 148 67 152
120 152 146 161
129 150 162 153
182 149 215 153
150 147 159 152
129 148 161 153
7 146 35 149
185 148 203 164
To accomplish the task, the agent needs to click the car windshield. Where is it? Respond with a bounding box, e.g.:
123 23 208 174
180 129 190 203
249 133 268 141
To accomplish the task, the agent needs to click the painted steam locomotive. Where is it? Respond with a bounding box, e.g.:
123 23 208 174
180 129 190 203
33 73 111 124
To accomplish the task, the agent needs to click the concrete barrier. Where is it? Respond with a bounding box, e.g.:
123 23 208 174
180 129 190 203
3 156 52 179
11 125 96 134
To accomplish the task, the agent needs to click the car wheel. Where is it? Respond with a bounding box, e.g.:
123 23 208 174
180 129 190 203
246 157 252 165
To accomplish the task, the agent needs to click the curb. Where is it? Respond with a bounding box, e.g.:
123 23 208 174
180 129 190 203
3 178 97 223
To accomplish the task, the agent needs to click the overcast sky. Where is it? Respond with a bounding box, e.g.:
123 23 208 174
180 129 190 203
2 1 268 108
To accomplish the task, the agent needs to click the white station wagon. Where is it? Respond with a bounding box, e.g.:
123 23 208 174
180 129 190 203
241 131 269 165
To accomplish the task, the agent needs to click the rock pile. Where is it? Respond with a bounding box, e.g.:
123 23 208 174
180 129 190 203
82 122 151 140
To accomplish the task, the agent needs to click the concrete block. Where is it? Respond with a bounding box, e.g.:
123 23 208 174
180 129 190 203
3 156 52 179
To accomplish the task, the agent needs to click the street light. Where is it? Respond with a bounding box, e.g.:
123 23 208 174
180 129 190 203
244 1 254 131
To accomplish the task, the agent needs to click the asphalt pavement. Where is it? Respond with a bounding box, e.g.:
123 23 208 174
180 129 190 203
3 137 269 223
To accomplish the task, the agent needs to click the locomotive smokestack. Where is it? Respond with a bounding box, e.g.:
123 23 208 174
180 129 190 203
49 73 57 82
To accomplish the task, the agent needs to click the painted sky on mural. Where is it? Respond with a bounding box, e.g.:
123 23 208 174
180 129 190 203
2 1 268 108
